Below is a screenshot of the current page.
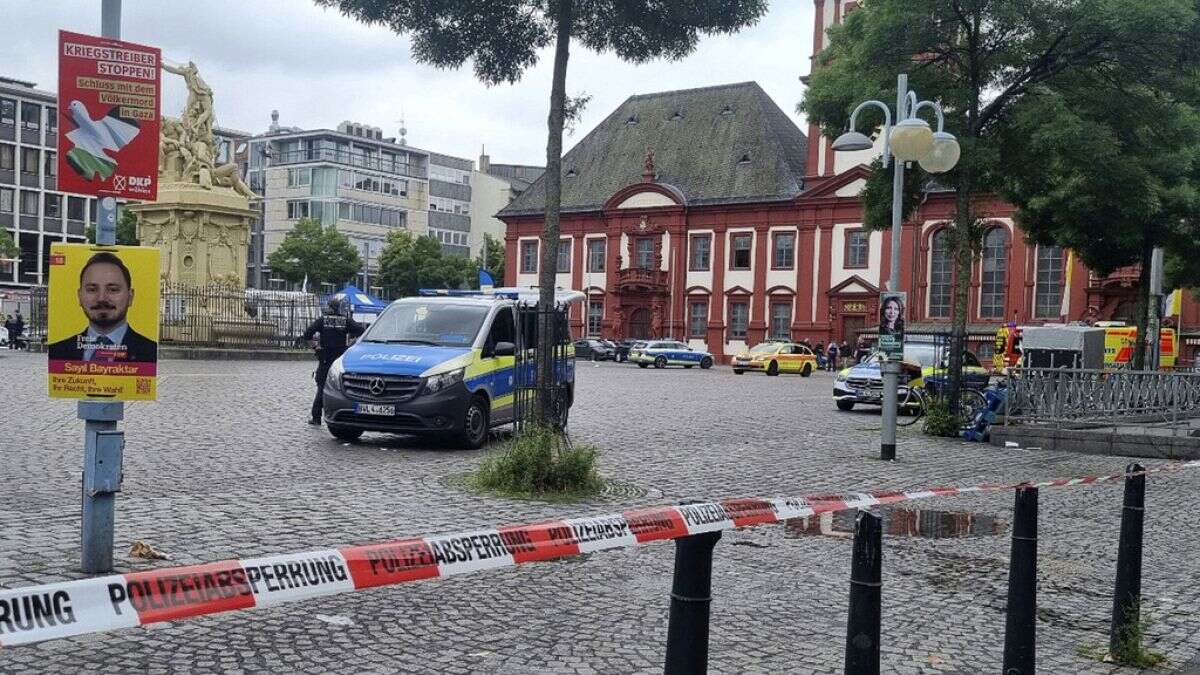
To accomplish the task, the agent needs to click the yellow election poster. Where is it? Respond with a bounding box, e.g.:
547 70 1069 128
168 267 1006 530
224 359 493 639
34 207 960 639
47 243 160 400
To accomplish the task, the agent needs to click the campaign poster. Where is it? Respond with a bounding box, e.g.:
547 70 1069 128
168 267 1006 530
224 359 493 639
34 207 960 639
57 30 160 200
47 244 159 400
878 291 906 359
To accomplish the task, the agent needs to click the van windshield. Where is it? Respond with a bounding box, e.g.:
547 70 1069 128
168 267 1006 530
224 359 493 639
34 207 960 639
363 302 489 347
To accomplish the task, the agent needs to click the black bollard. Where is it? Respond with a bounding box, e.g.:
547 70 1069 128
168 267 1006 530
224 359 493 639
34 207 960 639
844 510 883 675
1109 462 1146 661
1003 486 1038 675
663 529 722 675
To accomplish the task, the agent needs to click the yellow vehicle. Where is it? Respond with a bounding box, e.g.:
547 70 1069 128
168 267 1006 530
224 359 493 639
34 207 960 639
1097 323 1177 368
732 341 819 376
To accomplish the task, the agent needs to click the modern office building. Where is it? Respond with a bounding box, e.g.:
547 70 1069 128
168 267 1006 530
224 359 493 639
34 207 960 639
471 151 542 257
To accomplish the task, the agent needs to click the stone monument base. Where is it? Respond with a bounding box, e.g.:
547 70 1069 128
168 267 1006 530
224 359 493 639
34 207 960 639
130 182 255 287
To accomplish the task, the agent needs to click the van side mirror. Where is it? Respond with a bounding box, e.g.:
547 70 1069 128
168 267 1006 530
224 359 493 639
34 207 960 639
493 341 516 357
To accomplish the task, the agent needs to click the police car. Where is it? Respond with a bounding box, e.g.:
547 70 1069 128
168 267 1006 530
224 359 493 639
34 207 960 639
321 288 583 448
628 340 715 369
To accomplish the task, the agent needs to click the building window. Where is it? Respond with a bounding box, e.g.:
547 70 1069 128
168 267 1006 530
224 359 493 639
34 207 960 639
729 301 749 339
846 229 869 268
689 300 708 338
587 299 603 336
587 239 605 272
772 232 794 270
0 188 13 213
44 194 60 219
689 234 711 271
1035 245 1064 318
0 98 14 125
67 195 85 220
635 238 654 269
21 148 38 175
45 151 56 177
287 167 311 188
47 106 57 134
556 239 571 273
286 200 310 219
0 144 13 170
928 229 952 318
980 227 1008 319
520 241 538 273
731 233 752 270
770 301 792 339
21 102 40 130
19 191 37 216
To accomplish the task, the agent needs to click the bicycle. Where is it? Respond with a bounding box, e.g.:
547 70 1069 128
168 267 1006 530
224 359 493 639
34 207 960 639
895 383 988 430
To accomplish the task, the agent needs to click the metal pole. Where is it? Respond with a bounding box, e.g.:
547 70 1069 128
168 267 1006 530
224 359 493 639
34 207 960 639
78 1 125 575
844 510 882 675
1002 486 1038 674
1109 463 1146 661
879 74 907 462
663 529 722 675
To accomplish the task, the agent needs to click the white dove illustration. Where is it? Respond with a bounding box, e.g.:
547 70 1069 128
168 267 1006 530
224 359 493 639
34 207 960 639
66 100 140 162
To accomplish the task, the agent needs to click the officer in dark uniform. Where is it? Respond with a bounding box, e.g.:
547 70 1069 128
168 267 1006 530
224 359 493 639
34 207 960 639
301 298 365 425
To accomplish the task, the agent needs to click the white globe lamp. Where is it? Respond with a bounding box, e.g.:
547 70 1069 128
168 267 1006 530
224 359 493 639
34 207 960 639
918 131 961 173
889 117 933 162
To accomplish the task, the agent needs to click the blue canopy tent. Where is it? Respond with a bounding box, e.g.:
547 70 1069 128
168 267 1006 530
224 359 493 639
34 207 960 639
330 285 388 324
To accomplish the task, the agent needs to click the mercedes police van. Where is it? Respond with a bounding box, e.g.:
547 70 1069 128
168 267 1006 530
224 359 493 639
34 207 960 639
320 288 583 448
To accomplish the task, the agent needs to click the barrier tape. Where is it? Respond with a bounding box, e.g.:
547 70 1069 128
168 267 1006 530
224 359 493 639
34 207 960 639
2 460 1197 648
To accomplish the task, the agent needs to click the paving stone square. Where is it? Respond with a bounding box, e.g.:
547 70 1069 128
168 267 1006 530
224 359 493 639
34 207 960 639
1 351 1198 674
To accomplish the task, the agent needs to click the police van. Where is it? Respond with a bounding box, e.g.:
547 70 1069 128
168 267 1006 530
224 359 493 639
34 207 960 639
320 288 583 448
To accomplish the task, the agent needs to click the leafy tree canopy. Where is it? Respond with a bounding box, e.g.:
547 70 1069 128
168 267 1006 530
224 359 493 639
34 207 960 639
477 232 505 283
378 230 478 298
0 227 17 259
266 218 364 288
86 208 139 245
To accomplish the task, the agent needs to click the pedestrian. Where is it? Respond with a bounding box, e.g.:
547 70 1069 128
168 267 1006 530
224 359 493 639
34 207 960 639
300 298 364 426
840 340 849 369
827 341 839 372
11 311 25 350
854 337 869 364
815 341 825 369
3 314 12 349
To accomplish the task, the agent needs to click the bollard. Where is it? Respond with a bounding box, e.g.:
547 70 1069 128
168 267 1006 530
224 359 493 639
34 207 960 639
1109 462 1146 661
844 510 882 675
663 529 722 675
1002 486 1038 675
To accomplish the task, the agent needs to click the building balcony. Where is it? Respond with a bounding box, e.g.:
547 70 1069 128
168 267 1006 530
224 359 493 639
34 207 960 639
615 267 668 293
1088 266 1140 290
272 147 427 180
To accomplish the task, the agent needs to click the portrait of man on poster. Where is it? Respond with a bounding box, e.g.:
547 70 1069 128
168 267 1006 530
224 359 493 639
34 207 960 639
47 251 157 363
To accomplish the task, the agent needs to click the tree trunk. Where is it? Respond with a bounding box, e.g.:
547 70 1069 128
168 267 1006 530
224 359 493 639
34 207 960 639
946 172 973 409
536 0 573 426
1132 237 1154 370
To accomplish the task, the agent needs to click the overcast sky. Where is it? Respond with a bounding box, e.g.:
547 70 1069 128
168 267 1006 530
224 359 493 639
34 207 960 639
3 0 815 167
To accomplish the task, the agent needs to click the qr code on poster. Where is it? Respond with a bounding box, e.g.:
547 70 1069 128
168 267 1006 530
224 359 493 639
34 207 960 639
136 378 151 395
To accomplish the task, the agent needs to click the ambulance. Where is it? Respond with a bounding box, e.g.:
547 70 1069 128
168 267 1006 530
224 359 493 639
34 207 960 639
992 322 1178 370
319 288 583 448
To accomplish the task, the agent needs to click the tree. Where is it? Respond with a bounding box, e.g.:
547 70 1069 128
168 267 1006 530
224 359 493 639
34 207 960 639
998 64 1200 367
378 230 477 298
0 227 17 260
85 207 139 245
266 218 363 289
317 0 768 423
477 232 505 283
802 0 1193 395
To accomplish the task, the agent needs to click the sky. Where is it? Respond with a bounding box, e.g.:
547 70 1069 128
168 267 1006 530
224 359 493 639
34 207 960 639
2 0 816 167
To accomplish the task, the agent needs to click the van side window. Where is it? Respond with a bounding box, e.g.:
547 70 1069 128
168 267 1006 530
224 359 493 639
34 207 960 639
487 308 516 352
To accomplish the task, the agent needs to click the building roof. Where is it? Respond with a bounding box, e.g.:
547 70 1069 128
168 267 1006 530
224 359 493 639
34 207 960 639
500 81 807 217
0 76 56 102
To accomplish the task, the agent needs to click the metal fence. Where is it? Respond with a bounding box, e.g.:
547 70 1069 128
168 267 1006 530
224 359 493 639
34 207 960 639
160 283 320 349
1004 367 1200 427
512 302 573 432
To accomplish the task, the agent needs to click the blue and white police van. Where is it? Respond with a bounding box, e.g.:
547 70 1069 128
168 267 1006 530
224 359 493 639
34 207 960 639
321 288 584 448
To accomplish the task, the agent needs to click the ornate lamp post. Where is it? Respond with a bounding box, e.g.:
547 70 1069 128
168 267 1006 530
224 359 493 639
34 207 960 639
832 73 959 461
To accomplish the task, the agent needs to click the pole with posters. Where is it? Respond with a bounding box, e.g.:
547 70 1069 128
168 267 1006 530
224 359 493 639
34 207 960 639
56 1 162 573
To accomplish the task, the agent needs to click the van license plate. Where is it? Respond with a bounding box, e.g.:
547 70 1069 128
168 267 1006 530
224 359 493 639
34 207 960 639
357 403 395 416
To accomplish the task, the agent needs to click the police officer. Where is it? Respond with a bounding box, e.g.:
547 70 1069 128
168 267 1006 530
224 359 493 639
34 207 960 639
301 298 364 425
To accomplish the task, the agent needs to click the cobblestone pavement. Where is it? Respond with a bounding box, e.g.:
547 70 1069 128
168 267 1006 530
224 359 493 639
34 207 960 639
1 350 1198 674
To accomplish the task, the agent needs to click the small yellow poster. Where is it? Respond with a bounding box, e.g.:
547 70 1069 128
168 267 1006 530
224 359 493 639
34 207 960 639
47 243 159 400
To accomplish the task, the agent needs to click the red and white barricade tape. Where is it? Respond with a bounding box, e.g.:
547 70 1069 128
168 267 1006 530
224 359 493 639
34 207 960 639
1 460 1197 648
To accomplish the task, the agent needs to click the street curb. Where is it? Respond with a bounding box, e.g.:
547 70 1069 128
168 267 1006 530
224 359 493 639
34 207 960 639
990 425 1200 460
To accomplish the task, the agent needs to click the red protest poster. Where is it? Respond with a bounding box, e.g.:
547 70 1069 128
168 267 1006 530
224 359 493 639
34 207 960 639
57 30 160 200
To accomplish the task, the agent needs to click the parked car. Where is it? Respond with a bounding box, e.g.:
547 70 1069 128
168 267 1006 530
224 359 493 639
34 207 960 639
628 340 715 369
573 338 615 361
612 339 640 362
832 342 989 411
731 341 819 376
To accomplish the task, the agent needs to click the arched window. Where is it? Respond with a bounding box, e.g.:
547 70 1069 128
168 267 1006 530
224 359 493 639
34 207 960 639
1035 245 1064 318
928 229 952 318
980 227 1008 319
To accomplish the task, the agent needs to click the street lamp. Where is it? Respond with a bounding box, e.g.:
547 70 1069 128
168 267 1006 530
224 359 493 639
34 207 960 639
832 73 959 461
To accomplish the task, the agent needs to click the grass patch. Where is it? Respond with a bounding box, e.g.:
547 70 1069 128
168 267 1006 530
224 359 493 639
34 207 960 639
1077 603 1166 668
922 400 962 438
470 424 604 499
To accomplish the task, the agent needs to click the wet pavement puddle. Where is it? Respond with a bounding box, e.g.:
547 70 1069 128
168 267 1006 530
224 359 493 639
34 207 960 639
785 507 1007 539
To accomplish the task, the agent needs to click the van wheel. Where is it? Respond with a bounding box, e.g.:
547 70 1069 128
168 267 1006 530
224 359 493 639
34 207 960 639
654 356 667 369
733 369 744 374
327 424 363 442
638 363 649 368
456 395 490 449
767 361 780 376
836 400 855 411
700 357 713 369
801 364 813 377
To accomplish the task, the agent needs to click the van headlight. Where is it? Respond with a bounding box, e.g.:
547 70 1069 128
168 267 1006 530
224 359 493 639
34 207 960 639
326 358 345 391
423 367 464 395
835 371 847 383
